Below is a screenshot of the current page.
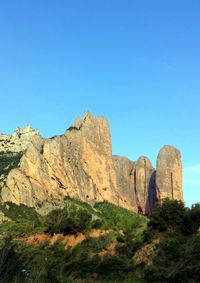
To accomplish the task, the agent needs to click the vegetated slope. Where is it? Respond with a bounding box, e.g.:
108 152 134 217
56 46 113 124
0 197 147 283
0 197 200 283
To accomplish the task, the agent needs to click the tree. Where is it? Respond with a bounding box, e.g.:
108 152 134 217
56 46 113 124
187 203 200 233
148 198 187 232
0 237 20 280
45 204 92 235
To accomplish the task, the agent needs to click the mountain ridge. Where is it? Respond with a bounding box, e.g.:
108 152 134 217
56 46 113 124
0 112 183 214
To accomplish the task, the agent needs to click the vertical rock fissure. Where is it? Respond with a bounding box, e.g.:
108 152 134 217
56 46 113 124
171 172 174 199
156 145 183 205
134 169 142 213
134 169 137 197
144 158 147 205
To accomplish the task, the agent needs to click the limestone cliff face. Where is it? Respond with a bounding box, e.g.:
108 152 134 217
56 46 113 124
156 145 183 202
0 113 183 214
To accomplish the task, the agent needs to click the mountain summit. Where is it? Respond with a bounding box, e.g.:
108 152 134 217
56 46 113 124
0 112 183 214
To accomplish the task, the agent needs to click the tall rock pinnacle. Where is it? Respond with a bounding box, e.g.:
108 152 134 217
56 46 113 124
156 145 183 202
134 157 156 214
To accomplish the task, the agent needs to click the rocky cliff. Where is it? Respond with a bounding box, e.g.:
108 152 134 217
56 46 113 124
0 112 183 214
0 125 40 153
156 145 183 201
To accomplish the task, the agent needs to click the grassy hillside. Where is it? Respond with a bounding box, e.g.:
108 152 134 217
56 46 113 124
0 198 200 283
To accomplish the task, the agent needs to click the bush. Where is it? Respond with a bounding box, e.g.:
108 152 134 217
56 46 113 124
91 219 103 229
0 220 45 237
94 201 147 232
45 203 92 234
0 152 23 176
0 202 41 223
187 203 200 233
0 203 45 237
0 237 21 281
147 198 187 233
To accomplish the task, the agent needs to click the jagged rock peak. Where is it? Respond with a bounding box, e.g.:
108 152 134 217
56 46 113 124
156 145 183 202
69 111 94 130
12 124 39 139
66 111 108 131
65 112 112 156
0 125 40 153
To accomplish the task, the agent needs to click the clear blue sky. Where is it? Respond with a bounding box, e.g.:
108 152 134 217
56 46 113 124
0 1 200 206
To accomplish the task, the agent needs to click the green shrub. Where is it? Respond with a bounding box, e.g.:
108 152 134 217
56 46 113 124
0 152 23 176
64 196 97 214
45 203 92 234
91 218 103 229
147 198 187 233
0 203 45 237
94 201 147 233
0 237 21 282
0 220 45 237
187 203 200 233
0 202 41 223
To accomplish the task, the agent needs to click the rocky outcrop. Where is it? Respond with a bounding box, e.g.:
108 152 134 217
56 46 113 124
112 156 157 214
134 157 156 214
0 134 9 142
0 113 183 214
0 125 40 153
1 113 119 213
0 125 40 197
156 145 183 202
112 156 136 211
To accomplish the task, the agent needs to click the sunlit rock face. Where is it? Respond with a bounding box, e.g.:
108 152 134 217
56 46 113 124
134 157 156 214
156 145 183 202
1 112 120 213
0 112 183 214
0 125 40 153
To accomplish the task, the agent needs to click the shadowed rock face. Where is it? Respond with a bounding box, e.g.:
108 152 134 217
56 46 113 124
112 156 136 211
0 113 183 214
134 157 156 214
156 145 183 202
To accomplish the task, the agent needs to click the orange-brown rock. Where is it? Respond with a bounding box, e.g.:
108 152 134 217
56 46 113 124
0 125 40 153
1 113 120 213
112 156 136 210
156 145 183 202
134 157 156 214
0 113 183 214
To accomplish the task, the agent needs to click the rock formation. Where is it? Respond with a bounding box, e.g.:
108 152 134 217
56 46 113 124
134 157 156 214
156 145 183 202
0 112 183 214
0 125 40 153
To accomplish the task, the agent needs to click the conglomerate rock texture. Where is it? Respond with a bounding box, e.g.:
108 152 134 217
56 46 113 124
0 112 183 214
